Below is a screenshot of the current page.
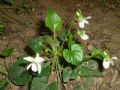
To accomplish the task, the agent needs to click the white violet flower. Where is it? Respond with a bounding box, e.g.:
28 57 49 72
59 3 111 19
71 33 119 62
77 30 89 40
78 16 91 28
80 33 89 40
102 51 117 69
24 53 45 74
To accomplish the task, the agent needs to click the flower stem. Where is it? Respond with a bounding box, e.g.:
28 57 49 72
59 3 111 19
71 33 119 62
59 14 76 51
53 29 56 41
4 58 8 73
36 53 39 57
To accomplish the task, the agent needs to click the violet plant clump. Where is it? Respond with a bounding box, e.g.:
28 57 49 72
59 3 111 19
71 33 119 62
0 8 117 90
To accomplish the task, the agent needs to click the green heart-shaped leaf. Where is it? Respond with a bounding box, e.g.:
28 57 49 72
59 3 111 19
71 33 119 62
9 57 32 85
63 67 79 82
45 8 62 32
63 44 83 65
79 66 102 77
28 36 47 53
58 29 67 41
63 67 72 82
30 76 60 90
30 76 48 90
37 61 51 77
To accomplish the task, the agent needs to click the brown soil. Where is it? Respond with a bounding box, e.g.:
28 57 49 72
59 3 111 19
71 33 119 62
0 0 120 90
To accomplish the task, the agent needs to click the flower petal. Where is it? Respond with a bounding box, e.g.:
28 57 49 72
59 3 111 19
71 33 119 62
110 60 114 66
26 63 32 70
24 56 34 62
81 34 89 40
111 57 117 60
31 63 38 72
36 64 42 74
79 21 85 28
84 19 89 24
34 57 45 63
103 60 111 69
86 16 91 19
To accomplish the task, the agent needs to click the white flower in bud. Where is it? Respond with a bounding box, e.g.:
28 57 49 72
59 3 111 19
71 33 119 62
80 33 89 40
103 57 117 69
78 16 91 28
24 53 45 74
77 31 89 40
